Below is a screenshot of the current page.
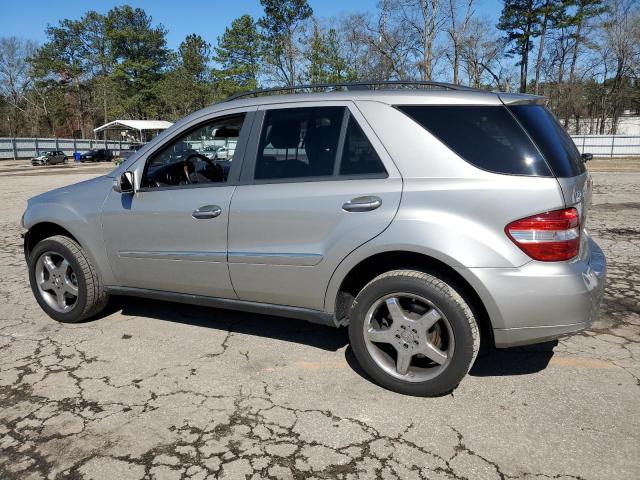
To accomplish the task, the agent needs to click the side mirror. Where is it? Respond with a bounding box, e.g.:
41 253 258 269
113 171 135 193
581 153 593 163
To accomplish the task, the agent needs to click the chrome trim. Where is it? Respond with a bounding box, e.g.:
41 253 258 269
227 252 323 266
118 251 226 262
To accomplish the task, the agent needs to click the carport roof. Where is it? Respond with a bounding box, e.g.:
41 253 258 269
93 120 173 133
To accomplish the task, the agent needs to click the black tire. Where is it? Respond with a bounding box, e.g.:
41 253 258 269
28 235 109 323
63 157 68 164
348 270 479 397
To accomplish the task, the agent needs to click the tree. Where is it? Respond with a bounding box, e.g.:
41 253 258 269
105 6 169 118
461 19 508 88
445 0 476 85
304 22 353 84
532 0 566 94
0 37 38 135
498 0 542 92
258 0 313 86
159 34 212 117
213 15 261 95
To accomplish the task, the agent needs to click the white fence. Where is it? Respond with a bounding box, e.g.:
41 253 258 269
0 137 135 160
2 135 638 160
571 135 640 158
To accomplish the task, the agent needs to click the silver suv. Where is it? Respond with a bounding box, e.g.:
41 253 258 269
22 83 606 396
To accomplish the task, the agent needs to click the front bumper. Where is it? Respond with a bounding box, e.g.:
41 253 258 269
465 236 606 348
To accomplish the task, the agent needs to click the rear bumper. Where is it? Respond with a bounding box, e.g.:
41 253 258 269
464 236 606 348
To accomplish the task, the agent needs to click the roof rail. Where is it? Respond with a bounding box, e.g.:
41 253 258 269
223 80 482 102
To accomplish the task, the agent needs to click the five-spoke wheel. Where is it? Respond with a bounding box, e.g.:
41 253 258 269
349 270 479 396
35 251 79 312
28 235 108 323
364 294 454 380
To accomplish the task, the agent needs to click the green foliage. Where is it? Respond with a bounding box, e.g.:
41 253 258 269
158 34 213 118
258 0 313 85
304 23 354 84
105 6 169 118
213 15 261 96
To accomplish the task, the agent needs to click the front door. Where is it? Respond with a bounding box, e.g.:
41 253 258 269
227 103 402 310
102 110 254 298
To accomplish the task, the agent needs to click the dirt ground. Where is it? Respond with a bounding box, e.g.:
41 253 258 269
0 159 638 480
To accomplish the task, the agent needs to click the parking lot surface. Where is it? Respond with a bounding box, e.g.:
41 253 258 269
0 160 638 479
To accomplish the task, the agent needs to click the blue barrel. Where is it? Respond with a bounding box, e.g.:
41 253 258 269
74 152 81 162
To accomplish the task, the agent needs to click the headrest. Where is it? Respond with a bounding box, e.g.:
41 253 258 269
268 120 301 149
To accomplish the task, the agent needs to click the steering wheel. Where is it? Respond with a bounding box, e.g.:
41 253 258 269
183 153 216 184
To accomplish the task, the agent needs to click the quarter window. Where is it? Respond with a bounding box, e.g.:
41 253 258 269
143 114 245 188
398 105 552 176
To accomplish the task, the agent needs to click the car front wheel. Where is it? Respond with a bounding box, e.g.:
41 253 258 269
28 235 109 323
348 270 479 396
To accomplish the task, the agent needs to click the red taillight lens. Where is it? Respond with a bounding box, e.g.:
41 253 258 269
505 208 580 261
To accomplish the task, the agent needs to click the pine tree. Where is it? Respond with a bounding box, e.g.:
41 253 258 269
213 15 261 95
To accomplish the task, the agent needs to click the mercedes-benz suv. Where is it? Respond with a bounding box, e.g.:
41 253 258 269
22 82 606 396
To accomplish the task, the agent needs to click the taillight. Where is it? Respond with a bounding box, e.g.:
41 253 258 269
505 208 580 261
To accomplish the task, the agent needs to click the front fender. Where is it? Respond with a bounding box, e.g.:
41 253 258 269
23 176 115 285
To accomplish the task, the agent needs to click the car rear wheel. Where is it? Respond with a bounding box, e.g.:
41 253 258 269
348 270 479 396
28 235 109 323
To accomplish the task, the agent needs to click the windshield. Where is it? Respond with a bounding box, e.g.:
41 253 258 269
509 105 585 178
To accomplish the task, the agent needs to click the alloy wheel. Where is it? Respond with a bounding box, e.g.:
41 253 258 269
363 293 454 382
34 251 79 313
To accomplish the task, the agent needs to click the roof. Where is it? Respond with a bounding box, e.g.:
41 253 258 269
93 120 173 133
207 89 544 112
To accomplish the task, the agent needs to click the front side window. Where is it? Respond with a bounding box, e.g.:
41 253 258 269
143 114 244 188
255 107 344 180
398 105 552 176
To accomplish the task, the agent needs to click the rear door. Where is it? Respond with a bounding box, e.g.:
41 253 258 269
227 101 402 311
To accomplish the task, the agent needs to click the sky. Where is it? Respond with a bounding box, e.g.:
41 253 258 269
0 0 504 50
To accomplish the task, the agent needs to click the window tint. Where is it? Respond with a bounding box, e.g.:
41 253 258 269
340 115 386 176
397 105 552 176
255 107 343 180
143 114 244 188
509 105 585 178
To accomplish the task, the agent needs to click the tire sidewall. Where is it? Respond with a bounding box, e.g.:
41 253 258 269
28 238 89 323
349 272 476 396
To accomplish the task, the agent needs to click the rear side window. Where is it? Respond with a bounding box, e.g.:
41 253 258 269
509 105 585 178
255 107 343 180
397 105 552 176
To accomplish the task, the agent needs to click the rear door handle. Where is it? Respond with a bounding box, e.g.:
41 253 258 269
192 205 222 219
342 196 382 212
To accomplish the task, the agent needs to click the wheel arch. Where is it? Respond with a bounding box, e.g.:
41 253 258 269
24 222 80 262
330 250 494 348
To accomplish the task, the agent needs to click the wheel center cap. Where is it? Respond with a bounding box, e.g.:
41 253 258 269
399 330 414 343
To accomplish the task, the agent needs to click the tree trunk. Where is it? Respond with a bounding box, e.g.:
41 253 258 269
534 11 549 95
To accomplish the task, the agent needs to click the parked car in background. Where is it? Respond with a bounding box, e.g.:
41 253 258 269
31 151 67 166
21 82 606 396
202 145 231 160
80 149 113 162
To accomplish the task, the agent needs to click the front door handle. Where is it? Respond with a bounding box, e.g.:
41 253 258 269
192 205 222 219
342 196 382 212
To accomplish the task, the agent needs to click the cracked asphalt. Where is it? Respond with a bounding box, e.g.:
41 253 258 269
0 160 638 480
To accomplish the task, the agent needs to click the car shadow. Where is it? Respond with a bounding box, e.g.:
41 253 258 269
343 341 558 385
469 341 557 377
102 296 349 352
98 297 556 375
